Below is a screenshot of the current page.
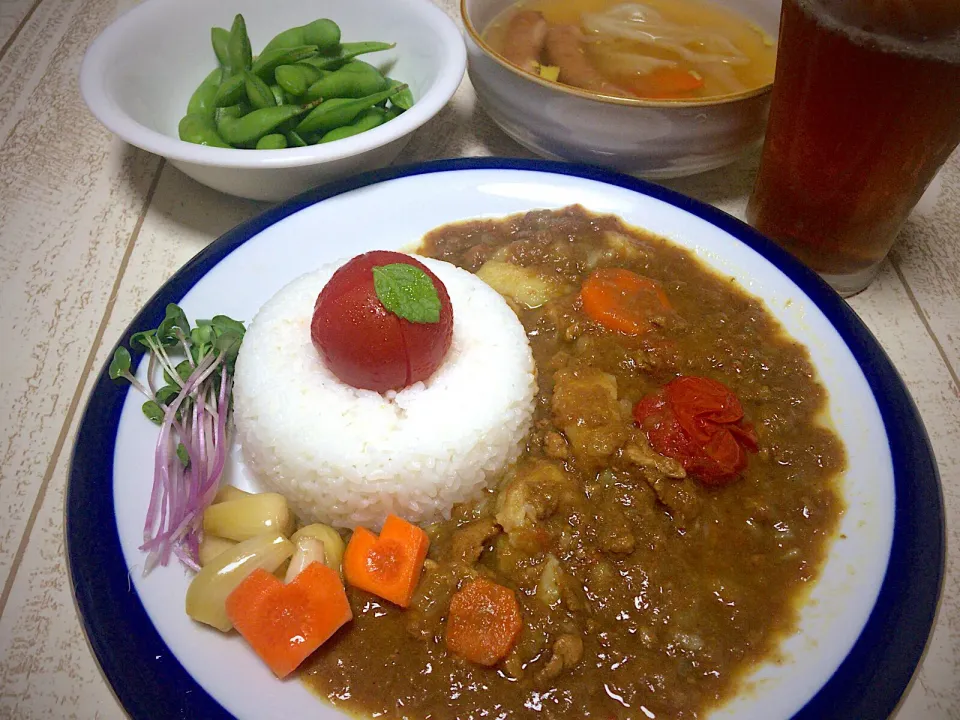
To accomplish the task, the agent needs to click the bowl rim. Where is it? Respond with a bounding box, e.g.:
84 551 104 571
66 157 943 720
460 0 775 108
78 0 466 169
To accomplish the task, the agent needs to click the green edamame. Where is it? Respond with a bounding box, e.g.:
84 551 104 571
386 78 414 111
251 45 319 82
260 27 305 56
226 14 252 73
255 133 288 149
187 68 222 119
211 27 231 70
179 113 232 148
214 72 246 108
243 70 276 109
301 19 341 51
269 84 287 106
304 62 387 101
298 41 395 71
218 101 319 145
276 64 324 97
295 84 404 135
285 130 308 147
179 17 407 150
318 108 387 143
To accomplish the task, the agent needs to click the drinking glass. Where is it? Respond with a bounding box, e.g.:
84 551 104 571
746 0 960 297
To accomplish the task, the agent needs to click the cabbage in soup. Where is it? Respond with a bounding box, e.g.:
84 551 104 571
483 0 777 99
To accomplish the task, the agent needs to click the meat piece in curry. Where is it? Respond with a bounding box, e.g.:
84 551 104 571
303 206 845 719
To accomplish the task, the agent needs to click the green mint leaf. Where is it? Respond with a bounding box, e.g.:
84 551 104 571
372 263 441 324
142 400 164 425
109 347 131 381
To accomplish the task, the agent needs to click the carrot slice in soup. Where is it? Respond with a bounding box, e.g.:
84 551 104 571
343 514 429 608
445 578 522 666
580 268 671 335
225 562 352 678
626 67 705 99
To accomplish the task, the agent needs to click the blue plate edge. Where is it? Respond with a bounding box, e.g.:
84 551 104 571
64 156 945 720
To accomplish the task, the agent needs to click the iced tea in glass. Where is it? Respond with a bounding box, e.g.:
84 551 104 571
747 0 960 296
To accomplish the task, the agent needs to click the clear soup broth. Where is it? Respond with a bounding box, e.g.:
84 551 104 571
483 0 777 99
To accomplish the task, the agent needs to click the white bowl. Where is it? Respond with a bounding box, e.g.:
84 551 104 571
80 0 465 201
461 0 780 178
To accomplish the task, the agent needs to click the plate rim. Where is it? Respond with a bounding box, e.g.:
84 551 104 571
65 157 945 720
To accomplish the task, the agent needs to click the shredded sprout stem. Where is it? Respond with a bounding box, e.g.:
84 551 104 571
118 309 244 575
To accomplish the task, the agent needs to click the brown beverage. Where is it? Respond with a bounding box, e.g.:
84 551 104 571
747 0 960 295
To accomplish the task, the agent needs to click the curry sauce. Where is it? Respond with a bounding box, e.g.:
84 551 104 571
303 206 845 719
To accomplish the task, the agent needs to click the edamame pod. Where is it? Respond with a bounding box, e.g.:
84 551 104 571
214 72 246 108
243 70 276 109
226 14 252 73
218 101 319 145
255 133 288 149
187 68 223 119
211 27 231 70
275 65 309 97
251 45 318 82
298 41 395 71
303 62 387 101
295 84 404 135
386 78 414 111
259 26 306 56
269 84 287 106
285 130 308 147
301 19 341 51
179 113 232 148
318 108 387 143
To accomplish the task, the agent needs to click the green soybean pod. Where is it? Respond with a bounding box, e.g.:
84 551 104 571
285 130 308 147
386 78 414 111
243 70 276 110
218 101 319 146
214 72 246 108
227 14 252 73
251 45 319 83
259 26 306 57
298 41 395 71
275 65 310 97
211 27 231 70
304 64 386 101
317 108 386 143
255 133 288 150
187 68 223 119
179 113 232 148
269 84 287 106
301 19 341 52
295 84 404 135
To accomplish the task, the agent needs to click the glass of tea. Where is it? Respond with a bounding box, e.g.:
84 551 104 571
746 0 960 297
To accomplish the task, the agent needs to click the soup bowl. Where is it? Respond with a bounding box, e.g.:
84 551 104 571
67 160 941 720
461 0 780 177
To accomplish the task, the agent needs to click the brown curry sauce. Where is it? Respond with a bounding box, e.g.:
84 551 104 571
302 206 845 719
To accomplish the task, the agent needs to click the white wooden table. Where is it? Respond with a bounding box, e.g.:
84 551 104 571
1 0 958 718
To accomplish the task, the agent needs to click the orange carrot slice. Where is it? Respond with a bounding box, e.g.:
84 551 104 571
445 577 523 666
225 562 352 678
580 268 671 335
343 514 429 608
627 67 705 99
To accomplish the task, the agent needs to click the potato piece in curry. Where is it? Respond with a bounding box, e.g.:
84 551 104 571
303 206 844 719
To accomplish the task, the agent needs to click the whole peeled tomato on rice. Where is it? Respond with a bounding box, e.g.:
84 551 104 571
311 251 454 392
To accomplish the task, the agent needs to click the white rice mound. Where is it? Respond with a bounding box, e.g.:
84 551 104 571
233 256 537 531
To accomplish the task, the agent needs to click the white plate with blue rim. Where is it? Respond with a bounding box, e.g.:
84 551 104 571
66 158 943 720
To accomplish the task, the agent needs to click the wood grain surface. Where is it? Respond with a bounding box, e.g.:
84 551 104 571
0 0 957 718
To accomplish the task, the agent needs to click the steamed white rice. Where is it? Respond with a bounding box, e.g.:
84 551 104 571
233 256 537 531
